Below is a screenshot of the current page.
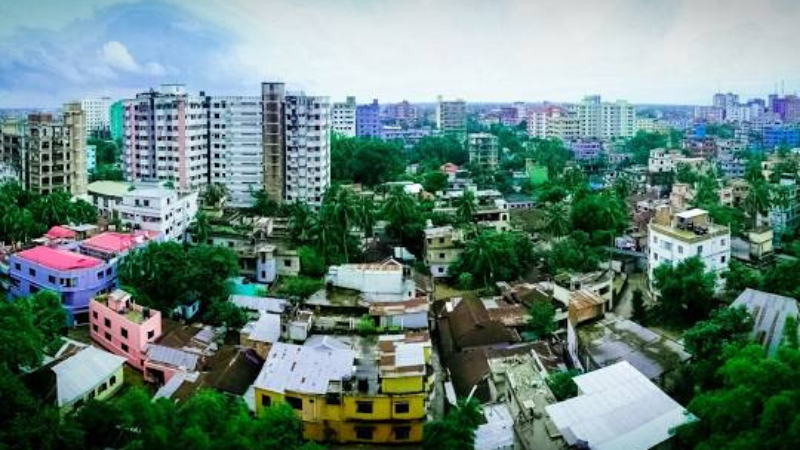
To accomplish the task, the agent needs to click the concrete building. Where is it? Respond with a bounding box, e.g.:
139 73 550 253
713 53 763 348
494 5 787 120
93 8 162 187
356 99 381 138
567 139 603 161
87 180 132 218
116 182 199 241
436 97 467 141
123 85 208 194
648 207 730 290
261 82 286 203
384 100 417 125
47 344 127 410
207 95 263 207
570 95 636 139
424 226 464 278
468 133 499 171
90 289 162 370
80 97 113 137
325 258 415 303
332 96 357 137
0 118 27 182
24 105 87 196
546 112 581 142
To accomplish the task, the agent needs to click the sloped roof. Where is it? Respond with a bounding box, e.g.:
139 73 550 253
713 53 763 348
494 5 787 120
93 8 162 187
16 246 103 270
732 288 799 355
244 313 281 343
444 298 521 351
146 344 199 371
51 346 126 406
81 231 157 254
254 342 355 395
545 361 694 450
45 226 77 240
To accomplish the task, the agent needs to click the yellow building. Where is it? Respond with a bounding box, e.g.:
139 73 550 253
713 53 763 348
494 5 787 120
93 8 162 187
254 333 432 445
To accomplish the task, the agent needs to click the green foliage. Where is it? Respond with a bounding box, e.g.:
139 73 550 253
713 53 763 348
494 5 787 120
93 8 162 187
547 231 602 273
652 256 717 326
90 164 125 182
410 135 469 166
298 246 327 278
331 135 405 186
277 277 323 303
762 257 800 299
543 201 571 238
721 261 763 302
202 183 228 207
455 190 478 225
631 288 647 324
118 242 239 313
87 138 119 165
423 398 483 450
191 211 212 243
203 302 248 330
744 180 771 227
530 138 571 179
705 123 735 139
675 344 800 450
356 314 377 336
625 130 668 165
457 273 473 290
422 170 449 194
527 301 556 339
535 182 568 203
251 189 280 217
570 191 628 241
382 187 426 255
0 291 66 372
450 230 535 287
546 369 580 401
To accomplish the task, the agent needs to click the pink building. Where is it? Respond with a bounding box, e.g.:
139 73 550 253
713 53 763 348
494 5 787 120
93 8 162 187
90 289 162 371
80 231 159 261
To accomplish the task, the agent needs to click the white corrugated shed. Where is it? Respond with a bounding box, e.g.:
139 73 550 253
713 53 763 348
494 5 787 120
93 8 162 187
545 361 695 450
230 295 287 314
732 288 799 355
147 344 199 371
475 403 515 450
395 342 426 367
245 313 281 343
51 346 126 406
254 342 355 395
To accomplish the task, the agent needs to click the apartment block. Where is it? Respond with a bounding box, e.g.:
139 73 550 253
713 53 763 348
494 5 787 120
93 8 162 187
570 95 636 139
332 96 357 137
90 289 162 370
436 97 467 141
123 85 208 193
207 95 263 207
468 132 499 171
356 99 381 138
284 90 331 207
424 226 464 278
384 100 417 125
115 182 199 241
80 97 113 137
24 103 87 196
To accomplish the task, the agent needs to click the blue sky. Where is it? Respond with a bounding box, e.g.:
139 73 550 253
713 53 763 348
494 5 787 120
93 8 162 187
1 0 799 107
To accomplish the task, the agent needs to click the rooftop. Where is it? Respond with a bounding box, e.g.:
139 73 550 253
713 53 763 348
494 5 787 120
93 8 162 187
87 180 132 198
81 231 157 255
732 288 799 356
45 226 77 240
545 361 695 450
242 313 281 343
229 294 287 314
253 342 356 396
51 346 127 406
16 246 103 271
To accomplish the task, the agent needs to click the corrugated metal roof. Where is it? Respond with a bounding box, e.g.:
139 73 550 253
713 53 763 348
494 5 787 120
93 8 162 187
245 314 281 343
475 403 515 450
51 346 126 406
229 295 287 314
254 342 354 395
147 344 199 371
545 361 694 450
732 288 799 356
395 342 426 368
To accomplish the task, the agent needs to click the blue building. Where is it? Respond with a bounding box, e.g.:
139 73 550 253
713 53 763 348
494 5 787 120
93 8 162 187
762 126 800 149
356 99 381 137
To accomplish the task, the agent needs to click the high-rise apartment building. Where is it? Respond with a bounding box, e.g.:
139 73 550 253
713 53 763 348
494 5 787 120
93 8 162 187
436 97 467 141
284 92 331 206
261 82 286 204
570 96 636 139
23 103 87 196
122 84 209 194
0 118 27 182
332 96 356 137
207 95 263 208
356 99 381 137
468 133 498 171
384 100 418 125
81 97 113 137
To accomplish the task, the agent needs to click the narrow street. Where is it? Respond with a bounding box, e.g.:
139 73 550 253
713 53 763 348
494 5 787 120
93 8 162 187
613 272 647 319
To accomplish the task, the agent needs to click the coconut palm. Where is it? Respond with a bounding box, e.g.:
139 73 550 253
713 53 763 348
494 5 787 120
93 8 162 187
744 181 772 228
544 201 571 238
455 189 478 225
355 196 377 243
191 211 212 244
287 202 316 244
203 183 228 208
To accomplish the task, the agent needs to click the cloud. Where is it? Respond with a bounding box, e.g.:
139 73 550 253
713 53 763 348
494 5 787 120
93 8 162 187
100 40 166 75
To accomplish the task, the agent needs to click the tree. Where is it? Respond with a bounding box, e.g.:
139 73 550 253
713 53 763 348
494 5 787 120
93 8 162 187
422 170 449 194
331 136 405 186
721 261 763 302
450 231 534 287
625 130 667 165
631 288 647 323
547 230 602 273
70 198 98 224
287 202 317 245
527 301 556 339
383 187 426 255
652 256 717 326
277 277 323 304
543 201 571 238
546 369 580 401
0 291 66 372
202 183 228 208
411 135 468 166
191 211 212 244
30 190 73 227
423 398 483 450
356 315 377 335
455 190 478 225
203 302 248 330
744 180 771 228
251 189 279 217
298 246 327 278
570 191 628 243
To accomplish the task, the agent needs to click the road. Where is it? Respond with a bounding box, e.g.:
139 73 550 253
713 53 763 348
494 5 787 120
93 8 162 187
613 272 647 319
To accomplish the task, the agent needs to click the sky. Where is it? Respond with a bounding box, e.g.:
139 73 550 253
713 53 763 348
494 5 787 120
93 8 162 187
1 0 800 108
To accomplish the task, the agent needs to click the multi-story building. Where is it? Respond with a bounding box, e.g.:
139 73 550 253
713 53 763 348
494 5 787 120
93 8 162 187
123 84 208 194
332 96 357 137
109 100 124 142
546 112 581 142
635 116 657 133
647 207 730 291
90 289 162 371
384 100 417 125
424 226 464 278
0 118 27 181
570 95 636 139
115 182 199 240
767 176 798 236
356 99 381 138
467 132 499 171
713 92 739 111
86 144 96 174
436 97 467 141
25 104 87 196
207 95 263 207
254 334 431 445
380 126 435 148
567 139 603 161
80 97 113 137
261 82 286 203
769 94 800 123
526 108 550 138
761 125 800 149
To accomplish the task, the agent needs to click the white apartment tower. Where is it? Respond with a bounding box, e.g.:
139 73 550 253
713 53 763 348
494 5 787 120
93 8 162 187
81 97 113 137
571 95 636 139
207 95 263 207
123 84 208 194
284 92 331 207
331 96 357 137
436 96 467 141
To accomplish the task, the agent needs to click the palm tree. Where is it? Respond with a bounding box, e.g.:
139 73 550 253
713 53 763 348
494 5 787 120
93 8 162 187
203 183 228 208
191 211 212 244
744 181 772 228
462 232 499 287
355 196 377 244
329 187 358 262
455 190 478 225
288 202 316 244
544 201 571 238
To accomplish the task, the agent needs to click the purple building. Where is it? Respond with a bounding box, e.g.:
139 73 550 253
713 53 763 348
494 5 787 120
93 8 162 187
8 246 117 326
356 99 381 137
568 139 603 161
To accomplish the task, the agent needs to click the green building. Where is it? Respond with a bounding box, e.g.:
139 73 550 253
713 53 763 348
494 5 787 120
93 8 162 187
109 100 124 142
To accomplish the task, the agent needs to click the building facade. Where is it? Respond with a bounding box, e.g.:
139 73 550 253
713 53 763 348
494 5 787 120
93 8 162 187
467 133 499 171
80 97 113 137
115 182 199 240
332 96 357 137
356 99 381 138
284 91 331 206
436 97 467 141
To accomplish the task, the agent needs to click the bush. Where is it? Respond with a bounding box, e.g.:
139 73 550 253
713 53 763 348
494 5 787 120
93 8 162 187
299 246 327 278
458 273 473 290
357 315 377 335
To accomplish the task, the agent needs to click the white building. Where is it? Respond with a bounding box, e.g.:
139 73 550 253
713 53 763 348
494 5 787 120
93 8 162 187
648 207 730 291
571 95 636 139
207 95 263 207
526 108 549 138
80 97 113 136
123 84 209 194
116 182 199 241
332 96 357 137
86 144 96 173
436 97 467 141
325 258 416 303
284 92 331 207
647 148 674 173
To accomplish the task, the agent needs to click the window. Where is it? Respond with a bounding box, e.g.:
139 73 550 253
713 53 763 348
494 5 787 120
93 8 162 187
14 263 20 271
147 330 155 339
104 318 111 328
439 237 445 244
284 260 292 267
438 267 444 274
697 245 703 255
48 275 56 283
439 253 445 259
261 394 272 407
97 382 108 394
394 426 411 440
721 255 726 263
92 324 99 332
97 271 104 279
678 245 684 254
109 375 116 385
394 402 410 414
93 311 98 319
355 427 374 441
121 343 129 352
104 332 112 341
28 268 36 277
356 401 373 414
721 239 726 246
121 328 128 339
286 396 303 410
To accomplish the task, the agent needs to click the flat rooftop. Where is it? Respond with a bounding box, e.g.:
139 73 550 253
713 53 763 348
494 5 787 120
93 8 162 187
15 246 103 271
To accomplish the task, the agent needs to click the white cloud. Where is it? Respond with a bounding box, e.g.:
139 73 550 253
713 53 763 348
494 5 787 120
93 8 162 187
99 40 165 76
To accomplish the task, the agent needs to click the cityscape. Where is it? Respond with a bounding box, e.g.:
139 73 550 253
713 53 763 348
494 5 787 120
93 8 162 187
1 1 799 449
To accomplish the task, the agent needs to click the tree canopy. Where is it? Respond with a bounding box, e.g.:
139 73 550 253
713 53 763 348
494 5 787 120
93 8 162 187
652 256 717 326
423 398 483 450
449 230 535 287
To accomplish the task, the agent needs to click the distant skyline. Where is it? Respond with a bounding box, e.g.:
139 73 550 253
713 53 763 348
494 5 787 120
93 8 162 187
1 0 800 108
